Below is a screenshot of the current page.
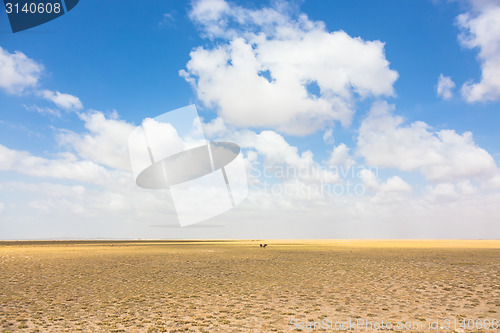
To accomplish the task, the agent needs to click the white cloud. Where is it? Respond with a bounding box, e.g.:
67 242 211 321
23 104 61 117
182 0 398 135
374 176 412 204
327 143 354 169
39 90 83 110
488 173 500 189
323 128 334 144
0 46 83 114
159 12 175 27
202 116 229 138
359 168 411 204
236 130 339 184
423 180 477 204
0 135 171 222
425 183 459 203
457 4 500 102
380 176 412 193
456 180 477 195
57 111 135 171
0 180 175 223
359 168 379 191
358 101 498 183
436 74 455 100
3 182 86 215
3 181 86 197
360 169 412 194
188 0 232 37
0 143 123 186
203 117 341 190
0 46 42 94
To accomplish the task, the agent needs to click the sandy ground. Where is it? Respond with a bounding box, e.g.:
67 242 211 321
0 240 499 332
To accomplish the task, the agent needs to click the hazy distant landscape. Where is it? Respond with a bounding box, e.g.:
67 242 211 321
0 240 499 332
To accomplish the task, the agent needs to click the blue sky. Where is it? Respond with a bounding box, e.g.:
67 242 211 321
1 0 500 239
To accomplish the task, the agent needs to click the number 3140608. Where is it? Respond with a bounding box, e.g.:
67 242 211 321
5 2 61 14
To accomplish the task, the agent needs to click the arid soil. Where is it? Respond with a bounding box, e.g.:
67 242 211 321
0 240 499 332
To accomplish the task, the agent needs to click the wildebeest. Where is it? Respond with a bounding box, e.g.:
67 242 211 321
259 244 268 248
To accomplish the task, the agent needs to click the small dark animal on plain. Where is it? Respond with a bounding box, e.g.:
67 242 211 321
263 244 267 248
260 244 263 247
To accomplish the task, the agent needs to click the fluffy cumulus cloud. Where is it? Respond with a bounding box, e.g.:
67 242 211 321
436 74 455 100
0 46 84 114
181 0 398 135
360 169 412 204
0 46 42 94
201 117 352 209
205 119 341 187
0 109 139 187
57 111 134 170
327 143 354 169
39 90 83 110
357 101 498 183
424 180 477 203
457 1 500 102
0 144 119 186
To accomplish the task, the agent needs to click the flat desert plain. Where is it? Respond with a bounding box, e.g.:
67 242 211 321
0 240 499 332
